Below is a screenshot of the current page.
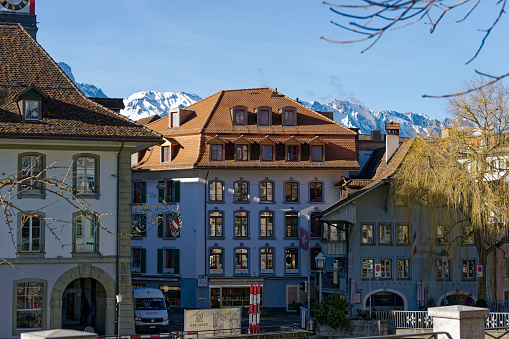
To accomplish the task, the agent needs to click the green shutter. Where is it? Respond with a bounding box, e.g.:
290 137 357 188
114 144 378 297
158 181 165 203
141 182 147 204
175 180 180 202
158 214 164 238
141 248 146 273
174 249 180 274
157 249 163 273
141 214 147 238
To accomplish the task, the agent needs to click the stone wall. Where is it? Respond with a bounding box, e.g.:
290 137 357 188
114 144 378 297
315 320 388 338
216 330 308 339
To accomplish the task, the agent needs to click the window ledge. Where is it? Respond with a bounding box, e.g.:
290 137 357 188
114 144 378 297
258 201 275 204
162 237 179 240
308 201 325 204
71 252 101 258
131 237 145 240
208 236 225 240
76 193 101 200
360 243 375 246
283 201 300 204
258 236 276 240
233 237 251 240
233 201 251 204
283 237 299 240
208 201 225 204
16 252 45 258
17 193 46 200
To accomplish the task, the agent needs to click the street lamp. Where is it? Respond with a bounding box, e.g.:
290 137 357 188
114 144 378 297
440 250 448 305
116 294 123 335
315 252 326 303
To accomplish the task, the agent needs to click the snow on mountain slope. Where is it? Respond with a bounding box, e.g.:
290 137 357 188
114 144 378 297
57 62 107 98
120 91 202 120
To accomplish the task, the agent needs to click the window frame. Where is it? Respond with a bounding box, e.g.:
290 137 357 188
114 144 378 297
234 210 249 238
209 247 224 275
131 213 147 238
379 223 392 245
285 247 299 274
309 181 323 203
462 224 474 245
208 210 224 238
18 152 46 198
158 213 181 239
131 247 146 274
161 146 171 163
437 259 451 279
234 247 249 274
361 224 374 245
259 210 274 238
22 99 42 121
362 258 374 279
462 259 476 280
260 247 275 274
234 109 246 125
209 180 224 203
235 144 249 162
72 212 98 254
165 180 180 203
397 224 409 245
13 279 47 333
282 109 296 126
380 259 392 279
397 258 410 279
286 144 299 162
210 144 224 161
310 212 322 238
284 181 299 203
73 153 100 198
259 180 274 203
256 106 272 126
234 180 249 203
311 145 324 162
261 144 274 162
17 211 45 255
436 225 450 245
132 181 147 204
285 211 299 238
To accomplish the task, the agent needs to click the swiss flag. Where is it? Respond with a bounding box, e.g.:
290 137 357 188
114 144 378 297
299 227 311 251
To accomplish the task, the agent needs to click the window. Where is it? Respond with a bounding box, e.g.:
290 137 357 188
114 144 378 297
462 260 475 279
362 259 374 278
211 144 223 161
235 248 249 273
234 181 249 202
234 211 248 237
260 211 273 237
462 225 474 244
380 259 391 278
437 225 449 244
286 248 299 271
437 259 450 279
261 145 273 161
235 144 249 161
259 181 273 202
157 248 180 274
310 212 322 238
23 100 41 121
259 109 270 126
311 145 324 162
284 181 299 202
234 109 245 125
170 111 179 128
18 213 43 253
131 214 147 238
286 145 299 162
132 181 146 204
309 182 323 202
74 155 98 195
361 224 374 244
158 214 181 238
19 154 44 196
209 211 223 237
16 282 43 330
161 146 171 163
398 259 409 278
209 248 223 273
285 211 299 237
209 181 224 202
74 214 97 252
260 248 274 273
397 225 409 244
166 180 180 203
379 224 392 244
131 248 146 273
283 110 295 126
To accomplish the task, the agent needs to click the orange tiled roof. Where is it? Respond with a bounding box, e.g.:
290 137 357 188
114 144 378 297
0 23 161 142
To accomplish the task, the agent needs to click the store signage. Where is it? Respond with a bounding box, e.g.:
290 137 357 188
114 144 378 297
210 279 263 286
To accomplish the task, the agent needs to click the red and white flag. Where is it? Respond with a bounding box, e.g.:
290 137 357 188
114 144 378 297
299 227 310 251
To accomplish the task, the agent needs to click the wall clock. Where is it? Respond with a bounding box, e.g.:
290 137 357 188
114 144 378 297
0 0 29 11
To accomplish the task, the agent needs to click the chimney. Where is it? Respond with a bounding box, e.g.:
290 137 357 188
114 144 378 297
385 122 400 163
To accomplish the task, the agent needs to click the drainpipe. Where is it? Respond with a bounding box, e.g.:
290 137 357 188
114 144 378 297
116 140 125 332
204 168 209 279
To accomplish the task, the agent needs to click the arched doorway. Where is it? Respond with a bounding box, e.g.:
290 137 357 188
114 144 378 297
61 278 106 333
439 291 475 306
365 290 406 311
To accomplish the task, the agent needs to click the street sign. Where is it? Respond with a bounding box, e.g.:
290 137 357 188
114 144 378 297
374 264 381 278
477 265 483 278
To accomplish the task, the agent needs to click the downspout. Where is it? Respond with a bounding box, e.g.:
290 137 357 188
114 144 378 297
116 141 125 306
204 168 210 279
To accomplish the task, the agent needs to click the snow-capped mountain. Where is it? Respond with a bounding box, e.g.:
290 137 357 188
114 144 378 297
57 62 107 98
301 99 442 137
120 91 202 120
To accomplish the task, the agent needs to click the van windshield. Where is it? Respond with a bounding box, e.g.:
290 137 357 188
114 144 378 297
135 298 166 310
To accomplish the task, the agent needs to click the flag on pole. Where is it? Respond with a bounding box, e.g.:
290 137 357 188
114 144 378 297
299 227 310 251
412 230 417 256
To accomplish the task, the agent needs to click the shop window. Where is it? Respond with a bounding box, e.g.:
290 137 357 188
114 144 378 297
209 248 223 274
379 224 392 244
15 281 44 330
285 248 299 273
158 214 180 238
73 213 97 253
397 259 409 278
362 259 374 279
234 181 249 202
462 259 475 279
131 248 146 273
397 224 409 244
234 248 249 274
235 144 249 161
131 214 147 238
161 285 181 307
209 211 223 237
284 181 299 202
285 211 299 238
309 181 323 202
361 224 374 244
234 211 248 238
132 181 146 204
261 145 273 161
209 180 224 202
157 248 180 274
310 212 322 238
210 144 224 161
158 180 180 203
260 211 273 237
259 181 273 202
18 153 45 197
286 145 299 162
260 247 274 274
311 145 324 162
380 259 391 278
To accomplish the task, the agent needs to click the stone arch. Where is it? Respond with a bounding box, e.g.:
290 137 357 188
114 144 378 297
50 264 116 333
363 288 408 310
437 289 475 306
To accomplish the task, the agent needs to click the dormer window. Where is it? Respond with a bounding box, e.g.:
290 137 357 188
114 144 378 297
256 106 272 126
280 106 297 126
287 145 299 161
235 144 249 161
211 144 223 161
231 106 248 126
24 100 41 121
15 87 47 122
311 145 324 162
235 110 245 125
170 111 179 128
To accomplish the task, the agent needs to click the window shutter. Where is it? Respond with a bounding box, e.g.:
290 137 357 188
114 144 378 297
158 214 164 238
174 249 180 274
141 248 147 273
225 143 234 161
141 182 147 204
157 249 163 273
158 181 165 203
141 214 147 238
175 180 180 202
301 144 309 161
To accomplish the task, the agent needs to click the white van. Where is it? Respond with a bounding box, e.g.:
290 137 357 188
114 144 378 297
133 288 169 333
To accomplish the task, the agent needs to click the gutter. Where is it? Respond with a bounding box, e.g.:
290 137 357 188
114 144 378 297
116 141 125 306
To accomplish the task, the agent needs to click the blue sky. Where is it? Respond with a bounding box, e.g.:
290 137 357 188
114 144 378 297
35 0 508 121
